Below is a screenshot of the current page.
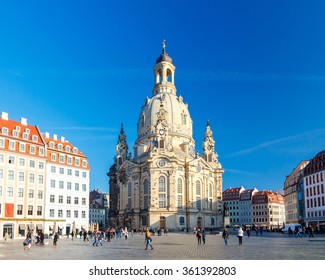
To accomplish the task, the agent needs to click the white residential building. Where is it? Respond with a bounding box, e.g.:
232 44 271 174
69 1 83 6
43 133 90 236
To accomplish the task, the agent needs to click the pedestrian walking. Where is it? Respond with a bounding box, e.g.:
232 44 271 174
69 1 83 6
39 231 45 245
196 228 202 245
237 227 244 245
71 231 74 241
92 232 98 246
246 227 251 238
222 227 230 245
202 228 206 245
144 228 153 250
53 232 59 248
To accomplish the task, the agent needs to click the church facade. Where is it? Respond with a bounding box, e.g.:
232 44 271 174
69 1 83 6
108 43 224 231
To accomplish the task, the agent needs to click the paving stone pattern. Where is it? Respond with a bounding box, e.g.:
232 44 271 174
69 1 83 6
0 231 324 260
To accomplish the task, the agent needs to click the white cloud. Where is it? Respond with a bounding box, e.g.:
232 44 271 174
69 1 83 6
227 128 325 157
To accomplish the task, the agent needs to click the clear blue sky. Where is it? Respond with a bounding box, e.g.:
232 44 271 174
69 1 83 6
1 1 325 193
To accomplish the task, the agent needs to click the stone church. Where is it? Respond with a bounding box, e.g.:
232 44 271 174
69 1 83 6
108 42 224 231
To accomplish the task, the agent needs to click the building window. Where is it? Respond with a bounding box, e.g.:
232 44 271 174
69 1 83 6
159 176 166 192
143 179 149 209
17 205 23 215
28 205 33 215
19 158 25 166
19 143 25 152
28 189 34 198
196 180 201 210
59 155 64 163
30 146 35 154
75 170 79 177
29 173 34 183
58 210 63 218
59 167 64 174
82 211 86 219
51 166 56 173
18 171 24 181
159 194 166 208
8 156 15 164
179 216 185 225
59 181 64 189
50 195 55 203
66 210 71 218
74 211 78 218
51 180 55 188
67 196 71 204
67 182 72 190
18 188 24 197
59 195 63 203
38 175 44 184
74 197 79 205
82 198 86 205
82 184 87 192
38 190 43 199
37 206 42 216
7 187 13 197
50 209 54 218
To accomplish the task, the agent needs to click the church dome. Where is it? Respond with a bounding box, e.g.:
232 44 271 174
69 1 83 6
137 92 193 140
134 43 195 157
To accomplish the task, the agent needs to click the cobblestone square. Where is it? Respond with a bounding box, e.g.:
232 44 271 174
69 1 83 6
1 231 324 260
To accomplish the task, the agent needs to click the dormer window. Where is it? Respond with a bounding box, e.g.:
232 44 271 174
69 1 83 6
12 130 19 137
22 133 28 140
73 147 78 154
25 129 30 134
32 135 38 142
58 143 63 150
16 126 21 132
65 146 70 152
82 160 87 168
49 142 54 149
2 127 8 135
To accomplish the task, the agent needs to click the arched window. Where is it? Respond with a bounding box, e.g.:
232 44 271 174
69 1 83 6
143 179 149 209
211 217 215 226
196 180 201 210
166 68 173 83
177 178 183 209
177 178 183 194
179 216 185 225
127 182 132 210
159 176 166 192
158 176 166 208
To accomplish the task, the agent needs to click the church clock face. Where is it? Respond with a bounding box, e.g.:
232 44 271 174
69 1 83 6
159 129 165 135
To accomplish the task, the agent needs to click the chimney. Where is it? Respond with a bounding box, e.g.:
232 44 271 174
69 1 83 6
44 132 50 138
53 134 57 140
60 136 65 142
1 112 8 120
20 117 27 125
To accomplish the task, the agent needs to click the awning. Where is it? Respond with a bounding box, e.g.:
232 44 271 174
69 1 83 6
19 224 26 230
36 224 43 229
28 224 35 230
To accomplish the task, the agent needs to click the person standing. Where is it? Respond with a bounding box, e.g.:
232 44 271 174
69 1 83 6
53 232 59 248
144 228 153 250
237 227 244 245
3 232 9 244
222 227 230 245
71 231 74 241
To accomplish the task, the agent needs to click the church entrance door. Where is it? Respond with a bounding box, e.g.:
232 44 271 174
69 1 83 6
160 216 166 229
